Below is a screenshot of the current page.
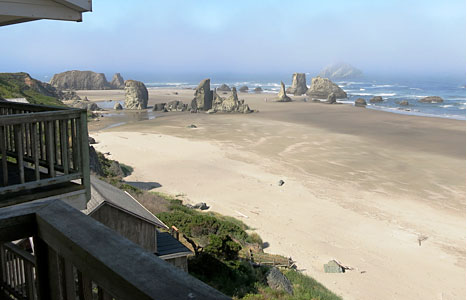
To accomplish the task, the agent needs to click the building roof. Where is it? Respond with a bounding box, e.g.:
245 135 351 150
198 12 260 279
0 0 92 26
156 232 192 259
83 176 168 229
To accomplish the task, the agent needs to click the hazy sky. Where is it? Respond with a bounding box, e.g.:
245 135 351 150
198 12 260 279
0 0 465 80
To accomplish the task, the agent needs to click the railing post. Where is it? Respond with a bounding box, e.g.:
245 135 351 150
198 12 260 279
0 126 7 186
79 111 90 201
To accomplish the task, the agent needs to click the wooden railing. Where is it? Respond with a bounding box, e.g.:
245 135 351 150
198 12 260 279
0 242 37 300
0 102 90 205
0 200 229 300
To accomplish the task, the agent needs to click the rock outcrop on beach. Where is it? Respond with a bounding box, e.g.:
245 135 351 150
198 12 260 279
325 93 337 104
355 98 367 107
418 96 444 103
165 100 187 111
217 84 231 92
397 100 409 106
110 73 125 89
70 98 101 111
211 88 252 113
153 103 166 111
114 102 123 110
50 70 111 90
191 79 213 111
276 82 292 102
266 268 294 295
306 76 347 99
124 80 148 109
254 87 263 93
370 96 383 103
318 63 363 80
239 86 249 92
286 73 308 96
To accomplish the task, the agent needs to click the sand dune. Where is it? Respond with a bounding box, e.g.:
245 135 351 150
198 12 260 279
87 88 466 300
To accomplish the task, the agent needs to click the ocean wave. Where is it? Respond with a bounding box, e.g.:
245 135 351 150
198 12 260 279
360 88 365 91
371 84 395 88
409 87 422 90
145 82 188 86
374 93 396 97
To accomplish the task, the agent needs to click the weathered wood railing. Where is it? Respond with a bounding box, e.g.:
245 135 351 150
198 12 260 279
0 102 90 205
0 200 229 300
0 242 37 300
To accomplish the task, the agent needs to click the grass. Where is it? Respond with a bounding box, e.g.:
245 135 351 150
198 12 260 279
0 72 64 106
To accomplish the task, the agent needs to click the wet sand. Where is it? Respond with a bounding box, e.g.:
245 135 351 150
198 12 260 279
80 88 466 300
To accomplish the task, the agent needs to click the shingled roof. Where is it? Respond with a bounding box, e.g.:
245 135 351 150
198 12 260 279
83 176 168 229
156 232 192 259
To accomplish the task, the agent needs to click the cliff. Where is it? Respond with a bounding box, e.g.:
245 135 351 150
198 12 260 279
50 70 111 90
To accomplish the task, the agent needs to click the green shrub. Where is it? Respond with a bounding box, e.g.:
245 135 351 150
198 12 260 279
204 234 242 260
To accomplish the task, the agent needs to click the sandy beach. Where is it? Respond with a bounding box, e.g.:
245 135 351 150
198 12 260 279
81 88 466 300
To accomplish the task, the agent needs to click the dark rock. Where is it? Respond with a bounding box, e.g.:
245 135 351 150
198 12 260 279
193 202 209 210
369 96 383 103
286 73 307 96
266 268 294 295
239 86 249 93
114 102 123 110
50 70 111 90
110 73 125 89
418 96 444 103
217 84 231 92
253 87 263 93
187 124 197 128
396 100 409 106
153 103 166 111
278 180 285 186
191 79 212 111
306 76 347 99
354 98 367 107
88 136 97 145
124 80 148 109
277 82 291 102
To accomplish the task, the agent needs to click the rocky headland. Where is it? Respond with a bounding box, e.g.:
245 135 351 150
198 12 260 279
318 63 363 80
50 70 111 90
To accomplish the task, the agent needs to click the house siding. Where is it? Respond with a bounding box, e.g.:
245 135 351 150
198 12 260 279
90 203 156 253
165 256 188 272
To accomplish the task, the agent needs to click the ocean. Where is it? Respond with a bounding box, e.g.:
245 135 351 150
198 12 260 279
144 77 466 120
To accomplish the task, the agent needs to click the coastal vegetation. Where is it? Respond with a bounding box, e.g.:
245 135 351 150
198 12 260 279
94 151 341 299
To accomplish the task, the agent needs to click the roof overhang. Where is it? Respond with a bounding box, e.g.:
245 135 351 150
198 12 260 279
0 0 92 26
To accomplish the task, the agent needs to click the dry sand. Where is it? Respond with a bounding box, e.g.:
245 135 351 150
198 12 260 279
81 88 466 300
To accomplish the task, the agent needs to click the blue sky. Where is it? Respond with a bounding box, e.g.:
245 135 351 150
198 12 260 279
0 0 465 80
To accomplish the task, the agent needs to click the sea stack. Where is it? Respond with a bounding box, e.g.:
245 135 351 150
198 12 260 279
49 70 110 90
124 80 148 109
306 76 347 99
191 79 212 111
110 73 125 89
354 98 367 107
418 96 444 103
212 88 252 113
286 73 307 96
276 81 292 102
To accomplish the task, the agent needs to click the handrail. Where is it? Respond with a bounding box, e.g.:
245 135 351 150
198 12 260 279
0 101 70 112
0 200 230 300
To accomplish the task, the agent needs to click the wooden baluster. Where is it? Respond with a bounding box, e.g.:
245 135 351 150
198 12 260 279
60 120 69 174
54 120 59 167
39 121 44 161
0 126 8 186
31 122 40 181
72 119 80 172
24 262 35 300
45 121 55 178
64 260 76 300
79 112 90 200
77 271 93 300
14 125 25 184
97 286 113 300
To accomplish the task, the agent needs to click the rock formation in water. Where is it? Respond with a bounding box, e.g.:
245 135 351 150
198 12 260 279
354 98 367 107
239 86 249 93
110 73 125 89
286 73 307 96
217 84 231 92
211 88 252 113
114 102 123 110
396 100 409 106
50 70 111 90
124 80 148 109
253 87 263 93
318 63 363 80
276 82 292 102
306 76 347 99
418 96 443 103
370 96 383 103
190 79 212 111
